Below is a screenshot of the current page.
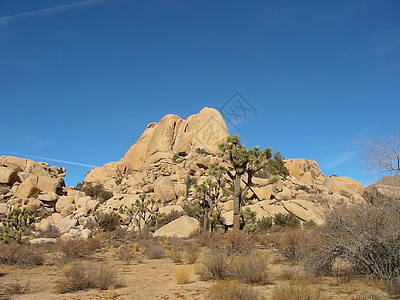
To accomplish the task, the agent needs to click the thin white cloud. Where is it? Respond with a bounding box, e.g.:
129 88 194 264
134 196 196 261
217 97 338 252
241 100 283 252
0 0 107 24
0 150 98 168
327 152 357 169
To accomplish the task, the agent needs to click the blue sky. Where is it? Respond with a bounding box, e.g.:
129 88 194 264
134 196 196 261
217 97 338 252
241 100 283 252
1 0 399 187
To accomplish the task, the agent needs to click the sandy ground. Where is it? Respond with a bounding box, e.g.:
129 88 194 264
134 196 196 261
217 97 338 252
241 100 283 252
0 243 391 300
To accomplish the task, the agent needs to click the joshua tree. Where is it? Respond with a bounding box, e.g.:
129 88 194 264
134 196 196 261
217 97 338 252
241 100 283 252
218 135 289 231
194 163 226 232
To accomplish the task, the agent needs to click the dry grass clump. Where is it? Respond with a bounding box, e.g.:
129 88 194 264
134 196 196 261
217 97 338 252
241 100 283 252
56 238 102 263
174 266 191 284
170 247 184 263
209 280 262 300
186 244 199 264
231 252 269 285
56 262 117 293
200 251 231 280
0 243 44 267
146 245 165 259
271 280 324 300
217 230 255 255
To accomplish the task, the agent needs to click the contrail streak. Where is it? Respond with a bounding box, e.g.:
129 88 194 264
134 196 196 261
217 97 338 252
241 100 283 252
0 0 107 24
0 150 98 168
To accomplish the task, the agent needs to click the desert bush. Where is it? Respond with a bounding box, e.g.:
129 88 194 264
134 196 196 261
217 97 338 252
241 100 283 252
195 231 213 246
231 252 269 285
195 148 207 155
209 280 261 300
0 243 44 267
242 208 258 233
200 251 231 280
0 208 35 243
98 212 120 231
0 278 30 299
278 229 310 262
257 216 273 232
186 245 199 264
56 262 117 293
118 245 133 264
170 247 184 263
220 230 255 255
303 200 400 289
146 245 165 259
271 280 324 300
174 266 191 284
76 182 113 203
273 213 300 228
57 238 101 263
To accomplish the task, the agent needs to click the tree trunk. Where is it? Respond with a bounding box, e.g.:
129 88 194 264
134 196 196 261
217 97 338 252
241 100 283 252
233 175 242 232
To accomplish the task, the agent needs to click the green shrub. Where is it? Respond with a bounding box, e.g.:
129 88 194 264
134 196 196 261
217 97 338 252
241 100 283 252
98 212 120 231
242 208 258 233
172 153 180 162
257 216 273 232
295 185 311 193
184 176 198 188
195 148 207 154
273 213 300 228
76 182 113 203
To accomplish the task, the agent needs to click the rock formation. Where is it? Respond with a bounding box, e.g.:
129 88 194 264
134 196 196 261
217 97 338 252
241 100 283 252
0 107 373 240
364 175 400 204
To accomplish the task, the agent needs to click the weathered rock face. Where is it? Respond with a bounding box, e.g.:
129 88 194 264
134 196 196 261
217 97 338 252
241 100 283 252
364 175 400 204
86 107 230 184
284 159 326 185
153 215 199 238
0 156 66 200
323 176 364 198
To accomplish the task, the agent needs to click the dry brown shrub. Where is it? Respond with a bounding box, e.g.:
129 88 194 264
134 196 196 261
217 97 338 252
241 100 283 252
200 251 231 280
209 280 262 300
146 245 165 259
3 278 30 295
209 230 255 255
0 243 44 267
231 252 269 285
276 229 311 262
57 238 102 263
174 266 191 284
118 245 133 264
186 244 199 264
271 280 324 300
170 247 184 263
56 262 117 293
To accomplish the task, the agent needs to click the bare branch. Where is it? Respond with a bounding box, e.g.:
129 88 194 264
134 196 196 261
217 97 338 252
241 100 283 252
360 134 400 175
